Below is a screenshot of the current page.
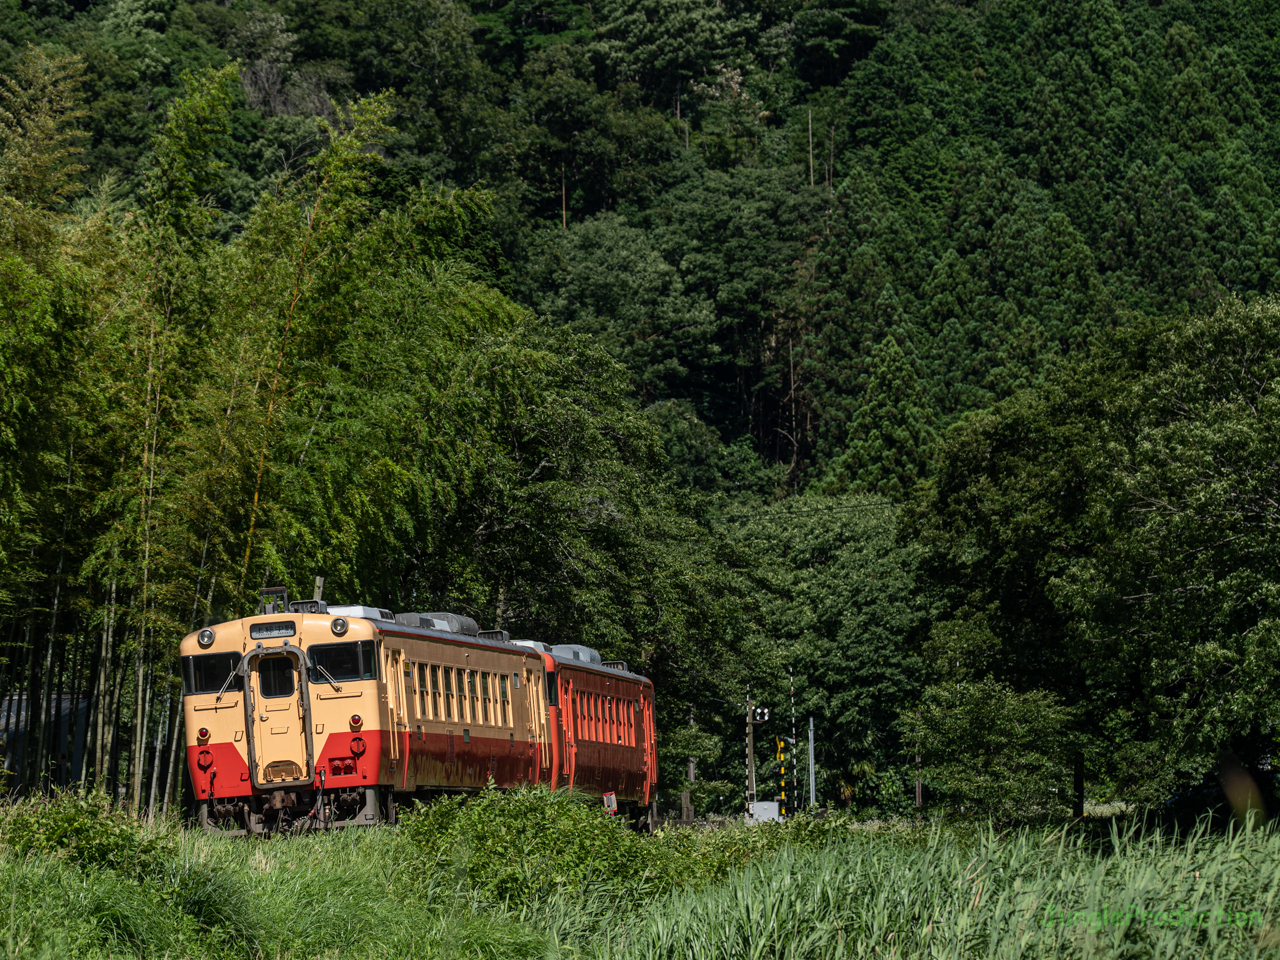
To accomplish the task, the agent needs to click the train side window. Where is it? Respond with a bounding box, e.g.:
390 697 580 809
443 667 454 721
455 669 467 723
417 663 427 718
431 665 441 719
467 670 478 722
403 662 413 715
499 673 510 726
481 672 491 724
353 640 377 680
544 671 558 707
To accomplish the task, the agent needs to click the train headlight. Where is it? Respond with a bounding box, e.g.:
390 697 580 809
331 617 348 636
197 628 215 648
197 727 209 740
350 714 362 728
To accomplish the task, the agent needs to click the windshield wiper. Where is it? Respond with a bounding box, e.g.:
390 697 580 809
214 667 238 703
312 662 343 692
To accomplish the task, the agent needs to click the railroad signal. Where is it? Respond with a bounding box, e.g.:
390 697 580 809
776 737 794 818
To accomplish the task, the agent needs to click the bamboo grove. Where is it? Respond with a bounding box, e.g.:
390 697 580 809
0 49 757 809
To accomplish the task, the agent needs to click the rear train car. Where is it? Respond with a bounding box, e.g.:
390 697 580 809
181 597 657 834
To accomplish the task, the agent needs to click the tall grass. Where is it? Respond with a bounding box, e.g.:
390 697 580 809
584 821 1280 959
2 791 1278 958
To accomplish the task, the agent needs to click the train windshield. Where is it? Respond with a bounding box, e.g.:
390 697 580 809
182 652 242 695
308 640 377 683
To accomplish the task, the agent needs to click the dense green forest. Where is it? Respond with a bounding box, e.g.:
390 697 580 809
2 0 1280 818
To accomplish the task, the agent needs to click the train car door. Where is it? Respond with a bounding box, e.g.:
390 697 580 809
244 646 313 788
564 675 577 788
382 645 407 783
641 689 655 804
522 664 540 782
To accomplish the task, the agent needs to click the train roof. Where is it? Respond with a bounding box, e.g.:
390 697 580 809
234 596 652 684
365 618 649 683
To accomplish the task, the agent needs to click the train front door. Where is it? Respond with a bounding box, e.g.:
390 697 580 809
245 647 313 788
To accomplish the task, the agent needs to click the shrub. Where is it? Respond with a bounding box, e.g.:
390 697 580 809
0 790 176 881
401 785 681 905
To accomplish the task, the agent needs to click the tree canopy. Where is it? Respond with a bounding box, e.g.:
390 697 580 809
5 0 1280 817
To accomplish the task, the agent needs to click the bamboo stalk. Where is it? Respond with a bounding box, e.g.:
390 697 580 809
17 617 35 790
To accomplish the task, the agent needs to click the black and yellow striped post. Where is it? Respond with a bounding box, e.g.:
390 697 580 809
776 737 787 818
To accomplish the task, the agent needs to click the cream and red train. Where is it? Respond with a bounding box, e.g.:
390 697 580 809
181 595 657 833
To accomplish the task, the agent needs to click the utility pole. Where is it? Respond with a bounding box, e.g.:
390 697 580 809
789 668 796 816
916 714 922 809
745 699 768 816
808 716 816 809
808 109 814 187
682 704 695 823
688 703 695 783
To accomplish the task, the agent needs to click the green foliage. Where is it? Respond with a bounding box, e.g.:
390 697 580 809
912 678 1076 822
820 333 935 498
907 295 1280 804
5 793 1280 959
0 790 175 880
401 786 678 904
9 0 1280 822
726 495 934 809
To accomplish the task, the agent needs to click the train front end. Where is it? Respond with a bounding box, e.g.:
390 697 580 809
181 607 383 834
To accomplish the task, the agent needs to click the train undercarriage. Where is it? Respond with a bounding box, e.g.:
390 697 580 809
199 785 655 836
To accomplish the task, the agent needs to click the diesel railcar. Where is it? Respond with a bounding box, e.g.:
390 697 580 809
181 597 657 834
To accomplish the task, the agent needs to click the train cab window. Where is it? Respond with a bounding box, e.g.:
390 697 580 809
431 665 441 718
258 656 295 698
182 652 242 696
481 672 491 723
443 667 454 720
418 664 428 718
499 674 510 726
309 641 377 683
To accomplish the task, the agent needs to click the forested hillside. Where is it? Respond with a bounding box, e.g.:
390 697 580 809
3 0 1280 816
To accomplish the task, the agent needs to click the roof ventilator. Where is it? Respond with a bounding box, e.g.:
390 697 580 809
395 612 480 636
327 605 395 622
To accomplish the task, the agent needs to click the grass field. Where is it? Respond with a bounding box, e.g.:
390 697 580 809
2 789 1278 959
